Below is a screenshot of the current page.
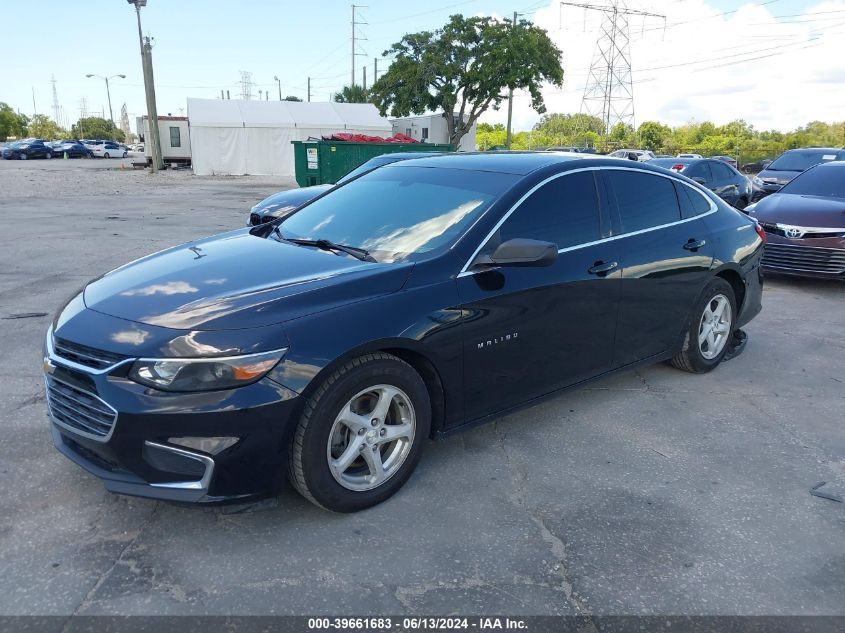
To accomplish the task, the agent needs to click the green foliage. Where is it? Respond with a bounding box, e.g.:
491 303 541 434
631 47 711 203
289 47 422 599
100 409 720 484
0 102 29 140
70 117 124 141
371 14 563 147
283 95 303 102
28 114 67 141
333 85 370 104
637 121 669 151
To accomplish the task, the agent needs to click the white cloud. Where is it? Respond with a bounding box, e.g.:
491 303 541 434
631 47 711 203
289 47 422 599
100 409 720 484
479 0 845 131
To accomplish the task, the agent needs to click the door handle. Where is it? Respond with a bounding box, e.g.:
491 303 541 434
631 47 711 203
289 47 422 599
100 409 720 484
588 260 619 276
683 239 706 251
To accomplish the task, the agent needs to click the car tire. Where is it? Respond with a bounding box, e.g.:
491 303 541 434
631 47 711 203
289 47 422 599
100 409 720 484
103 152 110 159
735 197 748 211
19 154 26 160
670 278 737 374
45 152 52 159
288 352 431 512
122 152 127 158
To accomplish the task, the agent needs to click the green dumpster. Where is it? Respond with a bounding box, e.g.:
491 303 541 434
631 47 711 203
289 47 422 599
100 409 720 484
292 140 453 187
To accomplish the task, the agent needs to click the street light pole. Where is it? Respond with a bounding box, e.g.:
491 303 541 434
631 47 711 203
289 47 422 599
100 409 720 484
274 76 282 100
85 74 126 129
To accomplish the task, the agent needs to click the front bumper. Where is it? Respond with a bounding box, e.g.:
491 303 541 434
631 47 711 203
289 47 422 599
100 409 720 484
761 234 845 279
750 182 782 202
44 330 302 504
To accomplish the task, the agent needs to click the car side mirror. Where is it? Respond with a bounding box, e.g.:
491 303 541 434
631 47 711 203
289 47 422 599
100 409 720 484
472 238 558 269
692 177 706 185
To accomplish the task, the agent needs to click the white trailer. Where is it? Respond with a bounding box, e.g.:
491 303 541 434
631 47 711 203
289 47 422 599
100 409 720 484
136 115 191 166
389 113 476 151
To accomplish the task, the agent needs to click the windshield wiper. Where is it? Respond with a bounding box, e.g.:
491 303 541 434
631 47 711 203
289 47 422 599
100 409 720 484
286 237 377 263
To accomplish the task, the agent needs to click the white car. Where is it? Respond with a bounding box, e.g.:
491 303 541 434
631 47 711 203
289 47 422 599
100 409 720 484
609 149 655 162
677 153 703 159
89 141 127 159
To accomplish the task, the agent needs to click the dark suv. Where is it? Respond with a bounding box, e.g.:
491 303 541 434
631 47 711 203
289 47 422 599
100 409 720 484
751 148 845 201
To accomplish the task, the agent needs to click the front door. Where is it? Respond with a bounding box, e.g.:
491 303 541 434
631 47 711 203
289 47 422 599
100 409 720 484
457 170 621 422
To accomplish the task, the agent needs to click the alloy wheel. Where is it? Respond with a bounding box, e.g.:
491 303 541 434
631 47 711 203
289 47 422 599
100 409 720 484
326 384 416 492
698 293 732 360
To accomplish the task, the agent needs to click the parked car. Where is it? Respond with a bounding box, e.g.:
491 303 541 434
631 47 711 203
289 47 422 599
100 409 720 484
545 146 598 154
751 147 845 202
2 139 53 159
44 152 764 511
741 158 772 174
711 155 738 169
677 153 703 159
648 157 753 209
248 152 446 226
744 161 845 279
609 149 655 161
50 141 93 158
89 141 128 158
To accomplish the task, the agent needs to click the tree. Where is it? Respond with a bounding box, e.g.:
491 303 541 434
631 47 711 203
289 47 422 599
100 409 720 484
28 114 66 141
0 103 28 140
370 14 563 147
637 121 669 151
334 85 370 104
71 117 124 141
283 95 303 102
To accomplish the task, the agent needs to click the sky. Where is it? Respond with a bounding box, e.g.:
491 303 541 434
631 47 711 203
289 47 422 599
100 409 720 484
2 0 842 135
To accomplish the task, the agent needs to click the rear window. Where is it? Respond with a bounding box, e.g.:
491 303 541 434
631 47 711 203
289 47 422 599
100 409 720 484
779 166 845 198
606 170 681 232
768 151 842 172
675 182 712 219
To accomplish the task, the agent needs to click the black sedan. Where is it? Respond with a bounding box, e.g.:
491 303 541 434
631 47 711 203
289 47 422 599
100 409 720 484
50 141 93 158
2 139 53 159
248 151 447 226
751 147 845 202
745 161 845 279
44 152 764 512
648 157 752 209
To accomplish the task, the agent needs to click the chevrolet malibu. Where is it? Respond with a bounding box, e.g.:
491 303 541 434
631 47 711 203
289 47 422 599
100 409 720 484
44 153 764 512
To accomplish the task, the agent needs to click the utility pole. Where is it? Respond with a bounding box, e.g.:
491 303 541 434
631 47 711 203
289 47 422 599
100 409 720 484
505 11 517 149
363 66 367 91
274 75 282 100
31 87 37 116
128 0 163 171
307 77 311 102
374 57 378 83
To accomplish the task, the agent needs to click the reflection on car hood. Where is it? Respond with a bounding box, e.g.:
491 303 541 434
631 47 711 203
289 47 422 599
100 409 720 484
756 169 801 185
752 193 845 227
252 185 333 217
83 229 413 331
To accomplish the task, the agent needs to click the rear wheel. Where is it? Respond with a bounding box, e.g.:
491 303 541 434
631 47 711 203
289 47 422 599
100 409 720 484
45 152 52 159
288 352 431 512
19 154 26 160
670 278 736 374
103 152 110 159
735 196 748 211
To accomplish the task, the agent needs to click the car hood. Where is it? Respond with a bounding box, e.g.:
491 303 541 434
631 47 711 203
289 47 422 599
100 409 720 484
751 193 845 227
83 229 413 331
253 185 333 218
756 169 801 186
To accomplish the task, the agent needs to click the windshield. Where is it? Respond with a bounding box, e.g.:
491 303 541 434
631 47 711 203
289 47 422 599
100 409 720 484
279 165 517 263
335 157 396 185
768 151 842 172
779 166 845 198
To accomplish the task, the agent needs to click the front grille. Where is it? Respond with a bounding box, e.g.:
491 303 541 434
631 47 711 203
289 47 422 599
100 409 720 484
760 223 845 240
762 243 845 275
53 337 126 370
45 376 117 440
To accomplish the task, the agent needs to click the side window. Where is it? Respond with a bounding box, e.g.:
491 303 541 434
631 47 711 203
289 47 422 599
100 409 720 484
497 171 601 250
684 162 712 183
169 126 181 148
674 182 712 219
710 161 732 180
606 170 681 232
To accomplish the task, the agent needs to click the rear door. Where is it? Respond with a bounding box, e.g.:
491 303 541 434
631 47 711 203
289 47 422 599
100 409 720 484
602 168 715 367
458 169 621 421
708 160 741 205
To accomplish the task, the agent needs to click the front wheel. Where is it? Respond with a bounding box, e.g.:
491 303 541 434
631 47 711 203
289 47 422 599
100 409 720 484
103 152 110 159
45 152 53 159
670 278 736 373
288 352 431 512
734 196 748 211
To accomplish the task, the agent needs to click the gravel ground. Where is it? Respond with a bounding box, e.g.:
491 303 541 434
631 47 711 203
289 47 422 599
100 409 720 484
0 160 843 617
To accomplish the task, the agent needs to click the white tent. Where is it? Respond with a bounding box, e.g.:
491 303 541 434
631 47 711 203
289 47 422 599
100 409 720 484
187 98 393 178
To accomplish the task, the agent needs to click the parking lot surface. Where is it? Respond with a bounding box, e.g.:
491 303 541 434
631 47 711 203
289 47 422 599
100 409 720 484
1 160 843 616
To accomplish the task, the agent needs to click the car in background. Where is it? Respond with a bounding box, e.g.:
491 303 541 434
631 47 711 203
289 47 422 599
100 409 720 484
89 141 128 158
647 157 752 210
751 147 845 202
544 146 597 154
248 151 446 226
740 158 772 174
128 143 144 152
1 139 53 159
50 141 93 158
677 153 703 159
711 155 738 169
609 149 655 161
744 161 845 280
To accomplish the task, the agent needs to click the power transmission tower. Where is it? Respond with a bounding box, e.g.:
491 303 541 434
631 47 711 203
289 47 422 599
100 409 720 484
239 71 254 100
51 75 61 124
120 103 131 139
562 1 664 138
351 4 368 86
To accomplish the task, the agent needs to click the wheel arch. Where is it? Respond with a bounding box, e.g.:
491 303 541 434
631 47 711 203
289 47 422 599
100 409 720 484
712 265 746 313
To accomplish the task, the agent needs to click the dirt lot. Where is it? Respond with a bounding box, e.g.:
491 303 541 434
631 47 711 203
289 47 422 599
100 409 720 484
0 159 843 616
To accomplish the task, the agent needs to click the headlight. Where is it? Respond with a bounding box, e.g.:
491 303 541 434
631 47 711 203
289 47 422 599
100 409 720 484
128 348 287 392
752 176 764 187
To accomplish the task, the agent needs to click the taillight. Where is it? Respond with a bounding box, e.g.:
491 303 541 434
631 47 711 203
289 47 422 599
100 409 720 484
754 222 767 243
672 164 684 171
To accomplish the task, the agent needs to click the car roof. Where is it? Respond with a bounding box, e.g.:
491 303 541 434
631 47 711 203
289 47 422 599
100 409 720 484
373 151 446 161
388 151 589 175
783 147 845 154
